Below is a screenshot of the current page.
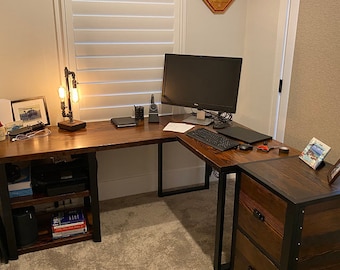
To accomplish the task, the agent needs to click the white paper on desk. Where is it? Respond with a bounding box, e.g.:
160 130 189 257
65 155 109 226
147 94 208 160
163 122 195 133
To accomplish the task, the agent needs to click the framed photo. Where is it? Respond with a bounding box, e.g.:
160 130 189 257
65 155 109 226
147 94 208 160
299 137 331 170
328 159 340 185
11 96 50 126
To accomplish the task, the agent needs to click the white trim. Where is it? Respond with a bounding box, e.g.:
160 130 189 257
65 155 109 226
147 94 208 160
53 0 66 86
177 0 186 53
275 0 300 142
272 0 290 140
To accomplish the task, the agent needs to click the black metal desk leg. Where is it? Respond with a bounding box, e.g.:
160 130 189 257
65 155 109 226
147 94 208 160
87 152 101 242
214 171 227 270
205 163 212 189
0 164 18 260
158 143 211 197
158 143 163 197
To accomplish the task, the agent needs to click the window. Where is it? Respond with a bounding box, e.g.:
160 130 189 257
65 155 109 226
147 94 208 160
59 0 180 121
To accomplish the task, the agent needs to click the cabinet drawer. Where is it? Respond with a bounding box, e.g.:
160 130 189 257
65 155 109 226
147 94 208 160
233 230 278 270
237 173 287 263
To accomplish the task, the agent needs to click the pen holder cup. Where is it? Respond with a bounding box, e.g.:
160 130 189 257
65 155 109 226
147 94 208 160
134 106 144 121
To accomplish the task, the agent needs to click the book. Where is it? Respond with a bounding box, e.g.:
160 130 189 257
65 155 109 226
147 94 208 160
52 209 87 239
110 117 136 128
52 225 87 239
52 221 86 233
299 137 331 169
8 164 32 198
52 209 86 227
9 188 33 198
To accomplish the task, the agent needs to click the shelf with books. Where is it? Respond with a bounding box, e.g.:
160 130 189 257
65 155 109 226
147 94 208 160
17 229 93 255
17 207 93 255
3 152 101 258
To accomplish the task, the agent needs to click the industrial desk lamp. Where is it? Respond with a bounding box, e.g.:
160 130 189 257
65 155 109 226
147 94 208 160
58 67 86 131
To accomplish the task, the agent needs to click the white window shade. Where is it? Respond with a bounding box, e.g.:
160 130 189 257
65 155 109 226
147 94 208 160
65 0 177 121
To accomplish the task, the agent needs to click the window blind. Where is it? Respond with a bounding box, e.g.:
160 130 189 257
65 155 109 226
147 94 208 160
66 0 177 121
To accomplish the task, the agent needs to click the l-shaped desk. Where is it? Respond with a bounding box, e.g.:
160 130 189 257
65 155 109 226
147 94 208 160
0 115 300 269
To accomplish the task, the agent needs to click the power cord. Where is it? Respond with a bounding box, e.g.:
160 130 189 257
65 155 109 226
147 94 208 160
190 108 233 122
11 128 51 142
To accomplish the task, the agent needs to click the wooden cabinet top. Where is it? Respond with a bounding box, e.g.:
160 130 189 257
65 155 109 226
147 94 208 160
239 157 340 204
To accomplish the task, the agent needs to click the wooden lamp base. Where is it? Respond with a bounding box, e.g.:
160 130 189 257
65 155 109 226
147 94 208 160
58 119 86 131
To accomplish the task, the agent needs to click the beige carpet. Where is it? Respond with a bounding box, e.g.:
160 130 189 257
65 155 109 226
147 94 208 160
3 179 235 270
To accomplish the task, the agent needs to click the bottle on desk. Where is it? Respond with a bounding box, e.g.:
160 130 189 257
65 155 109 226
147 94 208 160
0 122 6 141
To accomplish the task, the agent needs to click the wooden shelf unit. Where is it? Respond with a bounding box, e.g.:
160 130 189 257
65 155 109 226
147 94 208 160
1 152 101 259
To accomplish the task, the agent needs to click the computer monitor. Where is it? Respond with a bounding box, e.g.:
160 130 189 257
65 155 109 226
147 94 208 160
161 53 242 125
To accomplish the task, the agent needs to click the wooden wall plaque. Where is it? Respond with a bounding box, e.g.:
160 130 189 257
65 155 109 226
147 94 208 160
203 0 235 14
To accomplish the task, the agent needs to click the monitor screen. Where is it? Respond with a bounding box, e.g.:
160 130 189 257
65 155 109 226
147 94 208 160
161 53 242 114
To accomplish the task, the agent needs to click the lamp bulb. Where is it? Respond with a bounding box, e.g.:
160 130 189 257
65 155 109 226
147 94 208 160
58 86 66 99
71 87 79 103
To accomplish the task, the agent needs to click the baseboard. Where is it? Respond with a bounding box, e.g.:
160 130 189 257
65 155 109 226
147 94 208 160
98 166 209 201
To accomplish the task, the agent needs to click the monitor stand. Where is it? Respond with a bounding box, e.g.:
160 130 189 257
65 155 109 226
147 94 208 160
182 115 213 126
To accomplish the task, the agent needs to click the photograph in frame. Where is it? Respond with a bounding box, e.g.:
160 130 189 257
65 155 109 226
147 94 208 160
11 96 50 126
299 137 331 170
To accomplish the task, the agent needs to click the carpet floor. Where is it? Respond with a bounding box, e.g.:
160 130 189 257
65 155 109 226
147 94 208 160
3 179 235 270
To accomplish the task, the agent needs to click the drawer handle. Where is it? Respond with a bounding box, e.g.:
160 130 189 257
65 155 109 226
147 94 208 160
248 266 254 270
253 208 265 222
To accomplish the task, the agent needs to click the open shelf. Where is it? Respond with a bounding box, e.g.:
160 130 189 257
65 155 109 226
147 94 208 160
16 207 93 255
1 152 100 259
17 229 93 255
10 190 90 209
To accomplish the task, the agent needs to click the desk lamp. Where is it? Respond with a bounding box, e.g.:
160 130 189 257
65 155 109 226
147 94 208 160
58 67 86 131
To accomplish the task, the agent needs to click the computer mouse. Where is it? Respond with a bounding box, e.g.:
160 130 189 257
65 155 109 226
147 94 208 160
212 121 231 129
239 144 253 151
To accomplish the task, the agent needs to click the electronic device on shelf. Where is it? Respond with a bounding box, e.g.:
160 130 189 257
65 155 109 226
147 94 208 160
161 53 242 125
31 158 88 196
148 94 159 123
186 128 239 152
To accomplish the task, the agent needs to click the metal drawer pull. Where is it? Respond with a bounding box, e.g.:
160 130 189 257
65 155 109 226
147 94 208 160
253 208 265 221
248 266 254 270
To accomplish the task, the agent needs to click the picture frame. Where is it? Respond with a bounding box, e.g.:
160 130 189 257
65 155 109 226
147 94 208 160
328 158 340 185
299 137 331 170
11 96 50 126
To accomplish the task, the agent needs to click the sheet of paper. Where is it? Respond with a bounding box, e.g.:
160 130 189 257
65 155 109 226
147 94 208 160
163 122 195 133
0 99 13 124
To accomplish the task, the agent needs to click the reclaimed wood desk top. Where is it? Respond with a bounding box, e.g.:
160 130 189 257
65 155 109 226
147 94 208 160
0 115 180 164
0 114 300 167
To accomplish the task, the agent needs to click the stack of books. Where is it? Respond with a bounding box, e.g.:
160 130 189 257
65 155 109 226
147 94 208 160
8 164 33 198
51 209 87 239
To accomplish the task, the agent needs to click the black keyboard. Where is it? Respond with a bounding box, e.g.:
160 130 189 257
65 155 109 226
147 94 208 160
186 128 239 151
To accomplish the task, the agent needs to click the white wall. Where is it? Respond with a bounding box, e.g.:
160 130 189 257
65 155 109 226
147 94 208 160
0 0 63 125
0 0 288 200
184 0 247 56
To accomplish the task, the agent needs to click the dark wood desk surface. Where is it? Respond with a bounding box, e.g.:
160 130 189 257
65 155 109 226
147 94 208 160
0 114 300 167
177 128 300 172
0 115 181 164
0 114 301 269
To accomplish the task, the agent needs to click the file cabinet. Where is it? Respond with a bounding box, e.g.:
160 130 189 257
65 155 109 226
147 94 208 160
232 157 340 270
